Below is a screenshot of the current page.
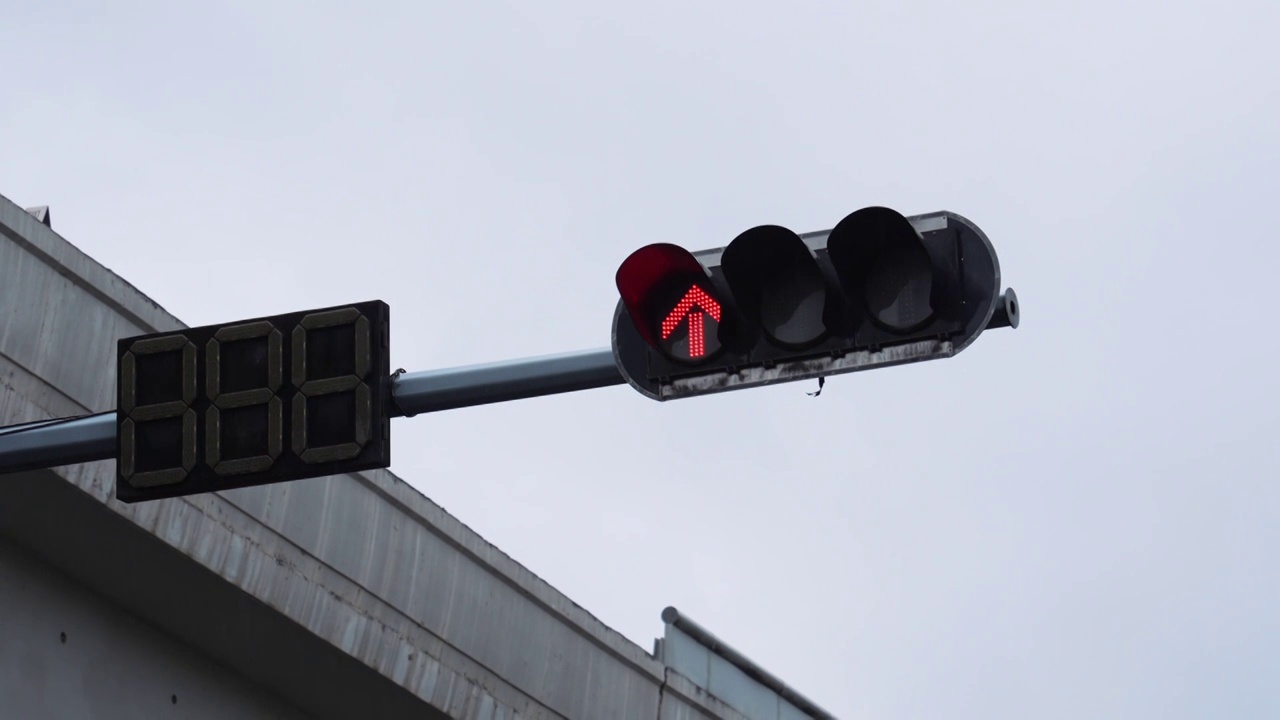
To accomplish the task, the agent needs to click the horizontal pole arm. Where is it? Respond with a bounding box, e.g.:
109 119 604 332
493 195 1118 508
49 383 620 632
0 348 625 474
985 288 1020 330
390 348 623 416
0 412 116 474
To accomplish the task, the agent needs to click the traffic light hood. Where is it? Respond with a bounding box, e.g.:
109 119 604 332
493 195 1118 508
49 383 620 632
616 243 722 351
828 207 938 333
721 225 830 349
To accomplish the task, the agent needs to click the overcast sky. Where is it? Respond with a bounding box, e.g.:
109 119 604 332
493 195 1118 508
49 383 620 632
4 2 1279 717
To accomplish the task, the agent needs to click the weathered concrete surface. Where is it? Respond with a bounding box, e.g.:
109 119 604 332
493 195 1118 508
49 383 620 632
658 620 820 720
0 531 312 719
0 192 768 719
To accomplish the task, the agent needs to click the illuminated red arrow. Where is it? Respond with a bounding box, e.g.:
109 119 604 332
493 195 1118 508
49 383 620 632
661 285 722 357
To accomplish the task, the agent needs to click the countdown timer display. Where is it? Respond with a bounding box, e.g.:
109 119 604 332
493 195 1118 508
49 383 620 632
116 300 390 503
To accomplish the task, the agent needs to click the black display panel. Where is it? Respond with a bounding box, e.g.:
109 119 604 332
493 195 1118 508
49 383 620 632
116 300 390 503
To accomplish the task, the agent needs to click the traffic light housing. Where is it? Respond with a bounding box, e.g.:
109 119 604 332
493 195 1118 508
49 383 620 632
612 208 1018 400
115 300 391 502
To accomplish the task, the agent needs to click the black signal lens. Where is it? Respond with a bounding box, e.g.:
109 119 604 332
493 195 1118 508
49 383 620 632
827 207 936 333
721 225 829 348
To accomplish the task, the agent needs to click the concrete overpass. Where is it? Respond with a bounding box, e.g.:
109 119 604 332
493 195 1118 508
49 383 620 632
0 192 835 719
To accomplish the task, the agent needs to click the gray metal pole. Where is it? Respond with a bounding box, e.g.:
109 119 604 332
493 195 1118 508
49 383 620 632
0 413 116 474
390 348 623 416
0 348 624 474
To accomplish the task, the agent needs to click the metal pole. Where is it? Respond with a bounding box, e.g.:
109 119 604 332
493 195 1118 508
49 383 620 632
985 288 1020 330
0 413 116 474
0 348 624 474
390 348 623 417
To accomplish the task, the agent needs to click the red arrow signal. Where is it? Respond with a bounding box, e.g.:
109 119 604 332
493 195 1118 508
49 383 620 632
661 285 722 358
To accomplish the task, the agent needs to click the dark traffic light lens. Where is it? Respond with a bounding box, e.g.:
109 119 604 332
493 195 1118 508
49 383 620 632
760 269 825 346
828 207 937 333
863 239 933 330
721 225 828 348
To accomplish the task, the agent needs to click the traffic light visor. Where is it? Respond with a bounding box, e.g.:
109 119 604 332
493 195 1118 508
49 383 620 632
616 243 724 362
721 225 829 348
828 207 936 333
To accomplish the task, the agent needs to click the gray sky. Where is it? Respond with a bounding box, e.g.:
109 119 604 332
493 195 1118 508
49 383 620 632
4 1 1279 717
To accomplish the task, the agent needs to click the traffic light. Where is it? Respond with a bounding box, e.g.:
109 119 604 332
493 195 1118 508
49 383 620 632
612 208 1019 400
116 300 391 502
